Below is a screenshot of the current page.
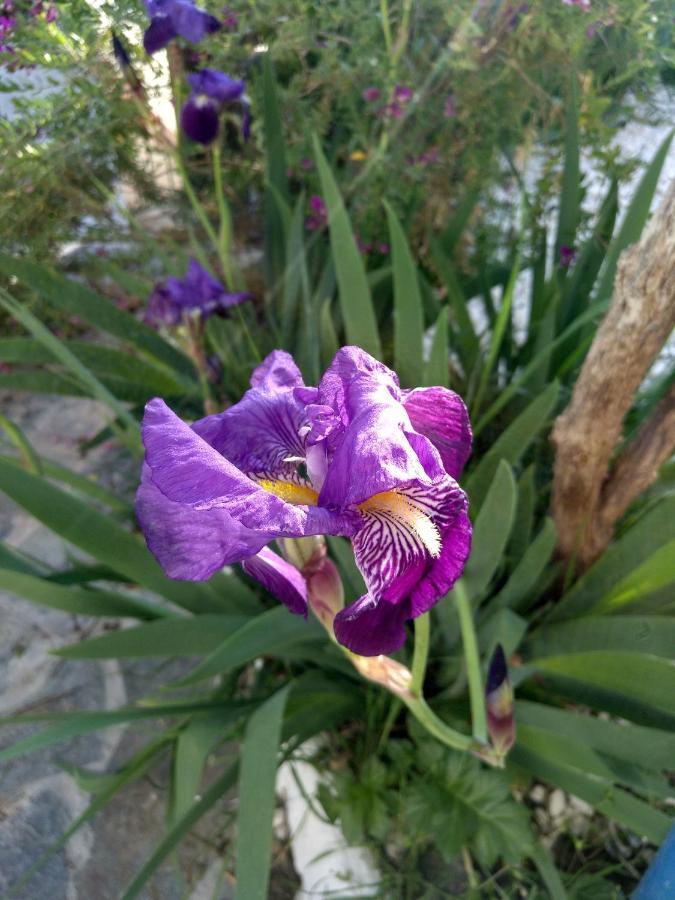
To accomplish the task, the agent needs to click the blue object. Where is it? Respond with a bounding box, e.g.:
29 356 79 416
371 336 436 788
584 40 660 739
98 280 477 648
634 823 675 899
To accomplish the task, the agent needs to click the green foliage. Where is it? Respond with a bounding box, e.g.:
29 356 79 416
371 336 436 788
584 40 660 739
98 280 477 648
1 4 674 896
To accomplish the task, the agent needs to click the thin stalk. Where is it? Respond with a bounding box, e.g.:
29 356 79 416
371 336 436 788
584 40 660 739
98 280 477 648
410 612 429 697
211 143 233 285
184 315 217 416
235 306 262 363
379 0 393 56
173 153 220 255
454 580 488 745
403 695 474 753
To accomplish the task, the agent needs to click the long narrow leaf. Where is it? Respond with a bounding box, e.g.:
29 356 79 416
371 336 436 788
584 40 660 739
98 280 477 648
385 201 425 386
235 686 291 900
313 135 381 357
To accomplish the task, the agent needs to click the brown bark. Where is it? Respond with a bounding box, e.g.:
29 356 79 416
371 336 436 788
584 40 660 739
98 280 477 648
551 178 675 568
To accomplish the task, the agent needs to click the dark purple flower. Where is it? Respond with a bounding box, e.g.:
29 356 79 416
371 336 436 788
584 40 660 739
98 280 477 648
180 68 245 144
485 644 515 757
45 3 57 22
143 0 221 55
559 244 576 268
137 347 473 656
145 258 250 326
382 102 403 119
29 1 42 15
362 86 381 103
305 194 328 231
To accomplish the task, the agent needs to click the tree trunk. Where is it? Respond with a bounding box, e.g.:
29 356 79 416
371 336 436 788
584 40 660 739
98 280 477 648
551 178 675 570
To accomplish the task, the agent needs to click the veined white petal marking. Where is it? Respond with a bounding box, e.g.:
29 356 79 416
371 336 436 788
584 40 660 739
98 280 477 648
359 490 441 559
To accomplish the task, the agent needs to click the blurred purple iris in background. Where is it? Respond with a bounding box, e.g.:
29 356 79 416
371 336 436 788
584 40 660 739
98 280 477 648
137 347 472 656
305 195 328 231
143 0 221 55
145 257 250 326
180 68 246 144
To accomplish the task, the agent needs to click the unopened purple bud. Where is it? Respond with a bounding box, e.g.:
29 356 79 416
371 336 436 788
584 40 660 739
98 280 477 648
485 644 515 757
306 556 344 632
393 84 412 103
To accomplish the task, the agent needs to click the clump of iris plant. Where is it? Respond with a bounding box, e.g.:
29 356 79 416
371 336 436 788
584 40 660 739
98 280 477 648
143 0 221 55
145 257 249 327
180 68 247 145
137 346 472 657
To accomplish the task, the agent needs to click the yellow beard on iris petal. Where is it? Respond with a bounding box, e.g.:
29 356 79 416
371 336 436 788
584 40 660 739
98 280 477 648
257 479 319 506
358 490 441 558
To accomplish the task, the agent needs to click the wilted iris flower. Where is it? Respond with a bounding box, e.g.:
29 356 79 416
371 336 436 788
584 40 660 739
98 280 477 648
145 257 249 326
180 68 246 144
137 347 472 656
143 0 221 55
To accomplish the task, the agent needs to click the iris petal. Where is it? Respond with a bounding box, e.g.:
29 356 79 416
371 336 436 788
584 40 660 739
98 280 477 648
181 96 219 144
143 15 176 53
192 351 309 481
242 547 308 616
136 466 266 580
333 594 410 656
402 387 472 479
141 398 350 541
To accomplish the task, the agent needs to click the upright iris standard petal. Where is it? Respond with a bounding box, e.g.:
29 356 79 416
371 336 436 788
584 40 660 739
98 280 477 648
143 14 176 53
402 387 473 480
186 69 245 103
192 351 308 480
144 0 221 54
242 547 308 616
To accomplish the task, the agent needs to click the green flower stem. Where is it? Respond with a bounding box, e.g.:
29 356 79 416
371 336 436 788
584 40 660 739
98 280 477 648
454 579 488 745
410 612 430 697
211 144 234 286
403 694 474 753
173 152 221 256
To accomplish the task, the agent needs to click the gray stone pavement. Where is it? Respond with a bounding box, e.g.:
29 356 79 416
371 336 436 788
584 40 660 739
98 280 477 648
0 393 234 899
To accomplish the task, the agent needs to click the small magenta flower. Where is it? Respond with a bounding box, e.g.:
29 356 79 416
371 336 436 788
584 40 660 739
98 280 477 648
393 84 413 103
559 244 577 268
143 0 221 55
485 644 515 757
221 5 237 29
180 68 245 144
305 195 328 232
362 86 381 103
145 258 249 326
45 3 57 22
562 0 591 10
137 348 472 656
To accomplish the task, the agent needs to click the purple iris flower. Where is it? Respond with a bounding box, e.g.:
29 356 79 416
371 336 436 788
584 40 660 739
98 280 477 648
180 68 246 144
145 258 250 326
137 347 473 656
143 0 221 55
